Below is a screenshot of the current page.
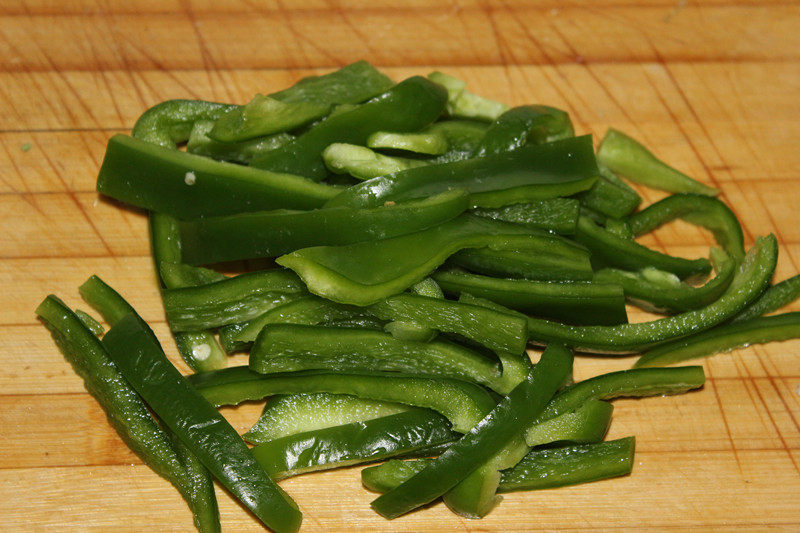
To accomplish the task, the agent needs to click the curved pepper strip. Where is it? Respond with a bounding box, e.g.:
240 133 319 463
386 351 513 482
578 176 642 219
367 119 489 155
731 273 800 323
362 437 635 494
103 313 302 533
253 409 458 480
433 268 628 326
162 269 306 331
177 189 470 265
471 105 574 157
245 393 410 444
593 248 736 314
325 135 599 210
210 61 394 143
471 198 580 235
524 399 613 447
323 143 428 180
97 134 340 218
249 325 508 393
627 193 745 262
250 76 448 181
148 214 228 372
428 71 509 121
370 343 573 519
36 296 220 533
382 278 444 342
450 244 594 282
132 99 237 149
277 214 593 306
634 312 800 368
597 129 719 196
575 216 712 280
189 367 495 434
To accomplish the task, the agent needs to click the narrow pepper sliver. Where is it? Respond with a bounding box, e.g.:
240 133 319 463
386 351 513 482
102 313 302 533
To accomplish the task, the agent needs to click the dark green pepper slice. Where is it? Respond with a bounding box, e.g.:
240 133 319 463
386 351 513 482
189 368 495 434
472 198 581 235
278 214 592 306
524 399 613 447
575 216 712 280
578 176 642 219
449 243 594 282
635 312 800 368
370 343 572 519
325 135 599 210
472 105 574 157
627 193 745 262
210 61 393 143
177 189 469 265
732 274 800 322
187 120 293 164
250 76 448 181
253 409 457 480
96 134 340 218
132 99 236 148
434 268 628 326
362 437 635 494
103 313 302 533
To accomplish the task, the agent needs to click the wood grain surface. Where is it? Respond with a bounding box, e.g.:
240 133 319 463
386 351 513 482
2 1 800 530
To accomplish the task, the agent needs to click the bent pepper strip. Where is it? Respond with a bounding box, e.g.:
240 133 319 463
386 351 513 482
449 244 594 282
460 235 776 352
732 273 800 323
471 198 581 235
370 344 573 519
634 312 800 368
277 214 595 306
103 313 303 533
361 437 635 494
36 295 220 533
189 367 496 434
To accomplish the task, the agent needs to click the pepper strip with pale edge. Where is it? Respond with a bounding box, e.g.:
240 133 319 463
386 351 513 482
370 344 572 519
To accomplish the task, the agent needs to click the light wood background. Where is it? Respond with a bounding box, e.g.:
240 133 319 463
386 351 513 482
2 1 800 530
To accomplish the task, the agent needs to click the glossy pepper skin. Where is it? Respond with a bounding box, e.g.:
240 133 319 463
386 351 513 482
96 134 340 219
325 135 599 210
635 312 800 368
132 99 237 148
732 274 800 322
103 313 302 533
177 189 469 265
250 76 448 181
370 343 573 519
471 198 581 235
278 214 595 306
471 105 574 157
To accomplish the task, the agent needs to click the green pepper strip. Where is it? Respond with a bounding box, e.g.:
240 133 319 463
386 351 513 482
187 120 293 164
433 268 628 326
325 135 599 210
132 99 237 149
210 61 393 143
77 276 222 530
593 248 735 314
249 325 508 393
627 193 745 262
370 343 572 519
245 393 411 444
177 189 469 265
635 312 800 368
732 274 800 323
472 105 574 157
597 128 719 196
253 409 458 480
250 76 448 181
365 119 489 157
323 143 428 180
96 134 340 219
382 278 444 342
524 399 613 447
277 214 593 306
450 243 594 282
578 176 642 219
103 313 302 533
576 216 712 280
362 437 635 494
162 269 306 331
472 198 581 235
189 367 495 434
36 296 220 533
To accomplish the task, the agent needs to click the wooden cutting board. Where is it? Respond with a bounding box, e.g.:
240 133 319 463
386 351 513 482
2 1 800 530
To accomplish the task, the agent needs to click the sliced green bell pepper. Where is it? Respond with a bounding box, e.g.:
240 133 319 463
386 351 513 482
732 274 800 322
428 71 509 121
472 105 574 157
132 99 236 149
471 198 580 235
187 120 293 164
449 243 594 282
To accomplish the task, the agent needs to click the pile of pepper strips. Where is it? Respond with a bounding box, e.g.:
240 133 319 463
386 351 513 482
37 62 800 532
